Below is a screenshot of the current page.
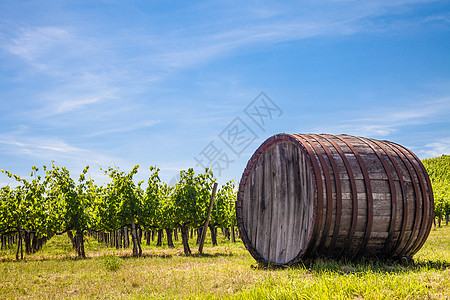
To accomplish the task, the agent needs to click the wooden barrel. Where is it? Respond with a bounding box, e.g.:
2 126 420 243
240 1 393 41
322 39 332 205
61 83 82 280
236 134 434 266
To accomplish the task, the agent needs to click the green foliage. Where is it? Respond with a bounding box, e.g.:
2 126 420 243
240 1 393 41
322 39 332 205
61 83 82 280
1 164 238 257
422 155 450 218
97 165 145 256
92 183 117 232
157 184 175 230
171 168 215 228
45 164 94 233
103 165 142 228
212 180 237 228
0 166 59 239
139 166 174 230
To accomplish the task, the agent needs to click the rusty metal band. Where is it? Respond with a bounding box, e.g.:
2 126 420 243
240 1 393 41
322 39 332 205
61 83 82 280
314 134 343 254
318 134 357 256
358 137 397 256
335 135 373 257
403 148 434 256
371 139 408 255
293 134 324 256
386 142 422 257
393 143 432 256
390 143 427 256
303 134 334 251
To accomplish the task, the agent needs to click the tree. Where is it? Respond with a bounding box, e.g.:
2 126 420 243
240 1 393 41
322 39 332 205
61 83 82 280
140 166 176 247
171 168 215 254
0 184 26 260
92 183 118 238
46 164 94 258
211 180 237 244
1 166 58 259
101 165 143 256
140 166 163 230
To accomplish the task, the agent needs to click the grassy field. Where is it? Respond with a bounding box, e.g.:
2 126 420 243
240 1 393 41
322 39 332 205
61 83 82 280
0 226 449 299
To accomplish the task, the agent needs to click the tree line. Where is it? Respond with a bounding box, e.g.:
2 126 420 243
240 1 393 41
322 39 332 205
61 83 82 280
0 164 237 260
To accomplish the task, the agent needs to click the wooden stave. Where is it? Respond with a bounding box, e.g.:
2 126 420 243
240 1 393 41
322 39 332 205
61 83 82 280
236 134 317 266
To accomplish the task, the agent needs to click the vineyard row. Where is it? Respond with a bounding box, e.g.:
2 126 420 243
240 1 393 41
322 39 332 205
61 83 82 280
0 164 237 260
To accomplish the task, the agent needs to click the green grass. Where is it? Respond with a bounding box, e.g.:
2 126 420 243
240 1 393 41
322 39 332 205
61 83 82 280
0 226 449 299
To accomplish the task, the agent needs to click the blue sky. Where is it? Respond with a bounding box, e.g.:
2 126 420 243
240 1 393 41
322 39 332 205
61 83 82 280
1 0 449 186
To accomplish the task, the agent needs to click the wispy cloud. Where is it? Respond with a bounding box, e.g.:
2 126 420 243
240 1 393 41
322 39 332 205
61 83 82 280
0 131 139 186
313 96 450 137
33 86 118 118
1 1 442 124
0 134 125 168
3 1 441 80
56 96 103 114
423 13 450 24
418 137 450 158
150 0 439 69
5 27 73 69
87 120 161 137
1 26 124 121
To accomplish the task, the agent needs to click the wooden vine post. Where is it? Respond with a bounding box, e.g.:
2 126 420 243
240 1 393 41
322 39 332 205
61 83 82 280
198 182 218 254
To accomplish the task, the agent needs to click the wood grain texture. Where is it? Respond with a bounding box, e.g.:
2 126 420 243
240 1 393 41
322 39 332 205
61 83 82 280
236 133 434 266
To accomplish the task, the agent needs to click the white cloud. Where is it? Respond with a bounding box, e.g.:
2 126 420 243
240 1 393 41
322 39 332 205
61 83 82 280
0 132 140 185
338 124 396 137
1 0 441 125
0 135 125 170
387 98 450 122
4 1 438 79
2 26 123 119
312 96 450 138
423 14 450 24
35 88 118 118
87 120 162 137
5 27 72 67
418 138 450 158
55 96 103 114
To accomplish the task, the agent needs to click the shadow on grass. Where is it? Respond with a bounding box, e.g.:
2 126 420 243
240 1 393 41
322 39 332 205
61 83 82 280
119 253 174 259
251 257 450 274
0 255 88 263
118 251 235 259
0 247 239 262
186 252 235 258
